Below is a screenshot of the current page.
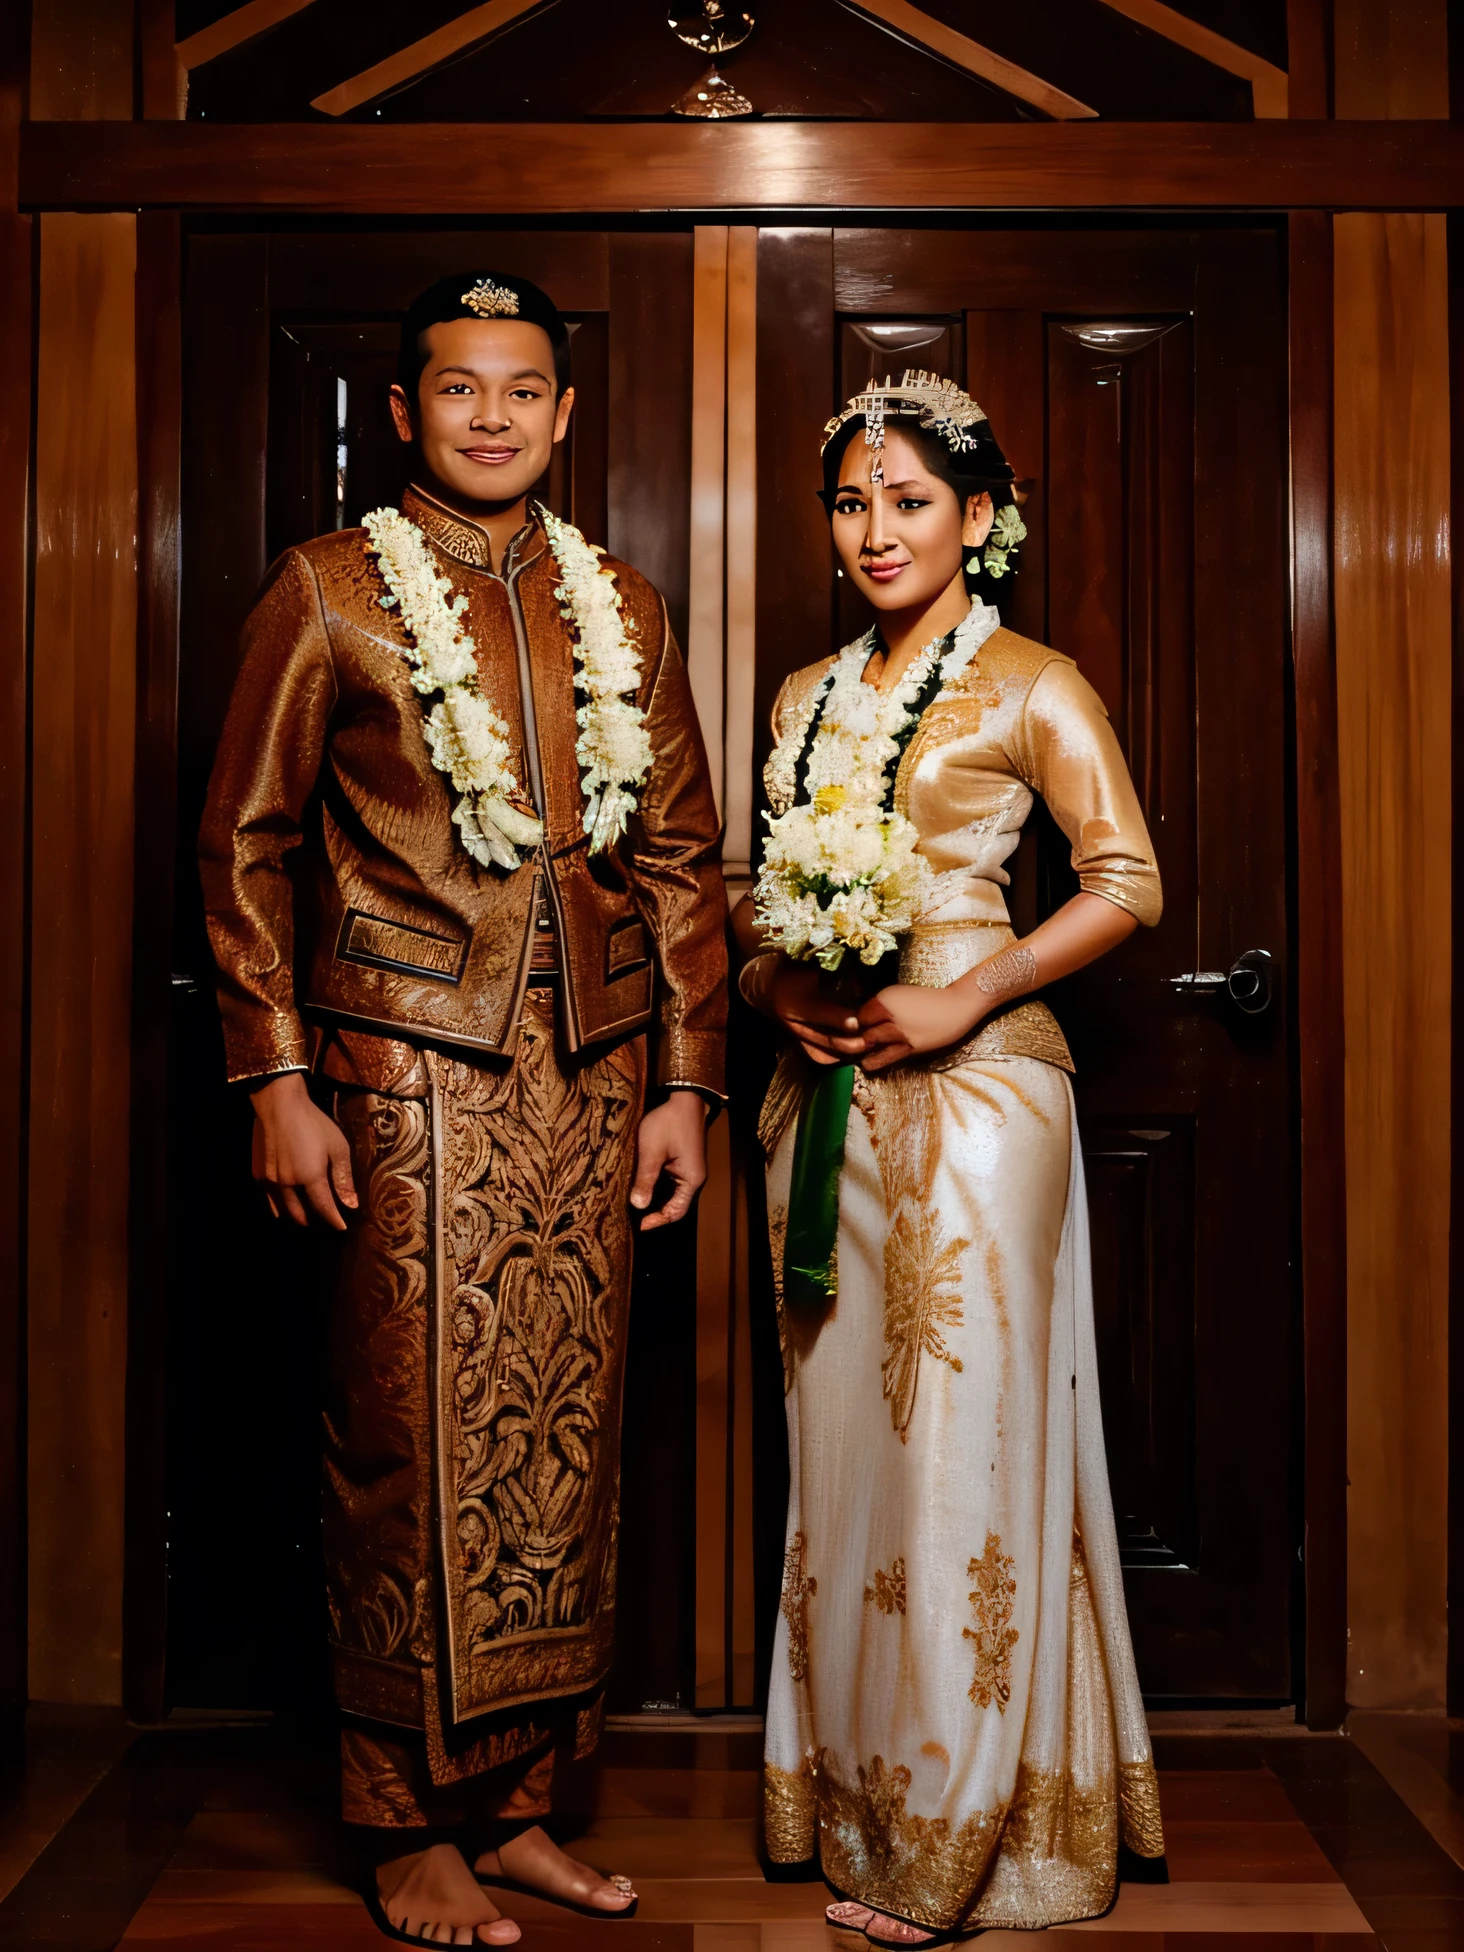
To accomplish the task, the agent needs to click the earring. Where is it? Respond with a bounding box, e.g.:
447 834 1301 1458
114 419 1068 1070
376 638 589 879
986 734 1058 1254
966 554 983 574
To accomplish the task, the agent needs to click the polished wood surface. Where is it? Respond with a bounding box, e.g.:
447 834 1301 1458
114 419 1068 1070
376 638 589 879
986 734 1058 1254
124 210 182 1727
137 0 184 121
1288 209 1348 1732
1287 0 1333 120
176 0 319 74
689 226 729 814
844 0 1099 119
752 229 834 774
27 0 131 120
1334 213 1452 1710
1449 206 1464 1723
1096 0 1288 115
18 119 1464 214
310 0 547 117
607 232 695 658
1334 0 1450 121
184 0 1253 125
29 1719 1464 1949
28 213 139 1706
723 227 758 884
0 8 29 1748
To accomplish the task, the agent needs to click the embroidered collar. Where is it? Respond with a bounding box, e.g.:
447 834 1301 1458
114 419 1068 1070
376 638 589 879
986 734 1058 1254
401 484 544 574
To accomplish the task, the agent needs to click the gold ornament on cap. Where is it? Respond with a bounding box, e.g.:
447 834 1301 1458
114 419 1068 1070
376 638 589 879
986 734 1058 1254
822 369 989 457
460 276 521 320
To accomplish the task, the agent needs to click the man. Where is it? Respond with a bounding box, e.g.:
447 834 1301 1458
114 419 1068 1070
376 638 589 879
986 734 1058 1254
201 272 726 1945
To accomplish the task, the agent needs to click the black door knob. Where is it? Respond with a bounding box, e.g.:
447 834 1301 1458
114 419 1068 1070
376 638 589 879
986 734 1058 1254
1225 949 1273 1015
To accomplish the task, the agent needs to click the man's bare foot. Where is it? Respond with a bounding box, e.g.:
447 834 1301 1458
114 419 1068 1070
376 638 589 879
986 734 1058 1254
377 1842 521 1945
474 1824 636 1913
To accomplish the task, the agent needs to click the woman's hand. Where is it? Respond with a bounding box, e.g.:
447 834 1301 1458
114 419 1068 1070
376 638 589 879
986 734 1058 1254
250 1071 358 1228
854 983 984 1073
768 961 870 1066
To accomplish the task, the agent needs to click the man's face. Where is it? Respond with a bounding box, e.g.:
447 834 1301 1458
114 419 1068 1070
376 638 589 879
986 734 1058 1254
389 317 574 507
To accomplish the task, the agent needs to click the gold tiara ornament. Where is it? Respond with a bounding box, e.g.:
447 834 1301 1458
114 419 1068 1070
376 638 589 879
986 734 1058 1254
460 276 521 320
821 369 989 460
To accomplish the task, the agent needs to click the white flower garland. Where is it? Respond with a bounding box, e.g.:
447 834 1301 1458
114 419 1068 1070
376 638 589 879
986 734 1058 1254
364 507 543 871
755 603 998 970
537 504 653 852
363 504 651 869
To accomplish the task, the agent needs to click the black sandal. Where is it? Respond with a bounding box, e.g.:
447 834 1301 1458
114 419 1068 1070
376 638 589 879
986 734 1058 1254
364 1877 523 1944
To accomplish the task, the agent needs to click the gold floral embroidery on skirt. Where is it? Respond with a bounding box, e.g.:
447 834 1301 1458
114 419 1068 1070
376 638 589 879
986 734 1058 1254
964 1532 1018 1710
967 1761 1118 1929
883 1204 966 1438
868 1070 969 1439
1119 1757 1166 1858
764 1755 817 1862
816 1751 1001 1931
781 1530 817 1682
864 1557 907 1615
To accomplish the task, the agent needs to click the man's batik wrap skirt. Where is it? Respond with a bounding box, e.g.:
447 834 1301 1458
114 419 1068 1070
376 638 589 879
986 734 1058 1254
322 991 644 1815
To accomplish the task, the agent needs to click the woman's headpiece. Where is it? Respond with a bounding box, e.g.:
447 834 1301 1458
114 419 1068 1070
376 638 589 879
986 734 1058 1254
821 370 988 489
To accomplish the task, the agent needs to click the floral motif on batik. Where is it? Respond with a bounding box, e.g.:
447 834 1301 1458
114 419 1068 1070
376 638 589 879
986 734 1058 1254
964 1531 1018 1711
864 1557 907 1616
780 1530 817 1682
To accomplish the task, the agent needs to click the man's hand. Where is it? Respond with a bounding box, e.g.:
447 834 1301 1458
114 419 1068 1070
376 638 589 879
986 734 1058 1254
249 1071 358 1230
767 961 870 1066
630 1089 709 1232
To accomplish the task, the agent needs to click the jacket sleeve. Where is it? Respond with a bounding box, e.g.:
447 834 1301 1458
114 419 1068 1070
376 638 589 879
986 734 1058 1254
1009 658 1163 927
198 550 339 1083
628 607 729 1098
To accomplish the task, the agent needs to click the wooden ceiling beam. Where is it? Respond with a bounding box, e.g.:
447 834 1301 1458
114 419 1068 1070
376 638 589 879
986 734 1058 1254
312 0 553 116
174 0 319 72
18 119 1460 213
1096 0 1289 117
839 0 1098 120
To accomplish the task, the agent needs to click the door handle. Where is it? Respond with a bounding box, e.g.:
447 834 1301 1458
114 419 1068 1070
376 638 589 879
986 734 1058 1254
1168 949 1273 1015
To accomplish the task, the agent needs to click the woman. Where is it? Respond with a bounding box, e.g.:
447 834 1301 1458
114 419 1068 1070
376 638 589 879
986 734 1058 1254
733 374 1166 1945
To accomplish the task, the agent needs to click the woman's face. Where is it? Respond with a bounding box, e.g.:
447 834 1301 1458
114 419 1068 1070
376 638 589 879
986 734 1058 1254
829 425 991 613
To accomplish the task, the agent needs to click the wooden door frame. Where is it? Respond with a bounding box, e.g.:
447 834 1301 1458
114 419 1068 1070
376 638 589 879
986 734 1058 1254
5 121 1358 1726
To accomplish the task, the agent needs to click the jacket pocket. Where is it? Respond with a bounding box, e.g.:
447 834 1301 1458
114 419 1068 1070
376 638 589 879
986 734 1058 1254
605 915 651 981
336 908 469 984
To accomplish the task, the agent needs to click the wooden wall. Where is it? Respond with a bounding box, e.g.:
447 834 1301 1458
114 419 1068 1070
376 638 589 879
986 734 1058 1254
27 213 138 1704
1334 0 1452 1708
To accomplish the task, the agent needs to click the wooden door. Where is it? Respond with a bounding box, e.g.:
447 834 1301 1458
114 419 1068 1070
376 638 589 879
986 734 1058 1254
166 228 699 1716
754 227 1292 1701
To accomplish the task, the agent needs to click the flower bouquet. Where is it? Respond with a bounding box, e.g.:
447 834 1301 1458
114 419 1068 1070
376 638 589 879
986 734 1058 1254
755 781 934 973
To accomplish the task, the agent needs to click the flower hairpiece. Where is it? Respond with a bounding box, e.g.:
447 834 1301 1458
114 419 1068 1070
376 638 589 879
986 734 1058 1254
461 277 520 319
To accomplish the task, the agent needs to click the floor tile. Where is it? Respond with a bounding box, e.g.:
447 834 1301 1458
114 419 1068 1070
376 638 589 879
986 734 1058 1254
120 1903 695 1947
1162 1820 1342 1882
1060 1880 1371 1932
1153 1771 1301 1824
565 1816 764 1878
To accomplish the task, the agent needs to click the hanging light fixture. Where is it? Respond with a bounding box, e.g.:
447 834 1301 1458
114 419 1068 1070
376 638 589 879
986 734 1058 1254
668 2 754 55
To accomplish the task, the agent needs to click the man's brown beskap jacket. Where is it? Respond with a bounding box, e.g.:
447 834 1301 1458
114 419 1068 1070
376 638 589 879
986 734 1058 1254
200 486 726 1096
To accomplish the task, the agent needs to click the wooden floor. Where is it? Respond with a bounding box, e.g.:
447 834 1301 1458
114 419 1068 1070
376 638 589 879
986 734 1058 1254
4 1718 1464 1949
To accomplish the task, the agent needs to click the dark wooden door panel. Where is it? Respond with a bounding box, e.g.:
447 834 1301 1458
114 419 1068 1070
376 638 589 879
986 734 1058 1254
1083 1119 1197 1575
760 224 1294 1701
